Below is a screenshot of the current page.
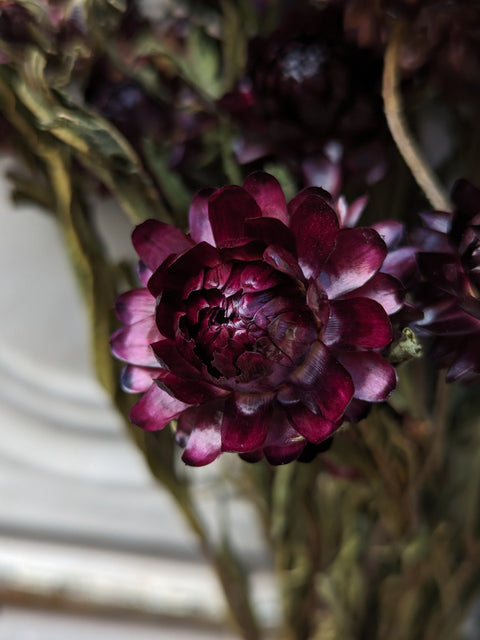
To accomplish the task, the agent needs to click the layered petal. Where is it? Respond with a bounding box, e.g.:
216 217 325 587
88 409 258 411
289 193 339 279
290 341 354 422
208 186 262 248
323 298 392 348
130 384 190 431
337 351 397 401
221 392 273 452
132 220 193 271
321 227 386 298
188 188 216 244
243 172 288 223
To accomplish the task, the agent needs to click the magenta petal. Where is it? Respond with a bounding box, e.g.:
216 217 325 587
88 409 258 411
289 193 339 279
244 217 296 253
243 172 288 223
291 341 354 422
420 210 452 233
178 403 223 466
156 371 226 404
221 393 273 452
371 221 404 248
115 288 155 324
337 351 397 401
342 272 404 315
324 298 392 348
120 365 159 393
263 409 306 464
263 245 305 280
130 384 190 431
321 227 387 298
208 186 262 248
152 340 202 378
110 317 161 366
288 186 333 217
188 188 216 244
132 220 194 271
286 403 339 443
381 247 418 286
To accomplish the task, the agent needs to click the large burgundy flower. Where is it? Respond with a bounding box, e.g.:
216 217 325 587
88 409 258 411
111 173 403 465
412 179 480 382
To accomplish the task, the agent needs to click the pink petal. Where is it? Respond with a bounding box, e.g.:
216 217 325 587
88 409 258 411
289 193 339 279
244 216 296 253
337 351 397 402
286 403 339 443
132 220 194 271
290 341 354 422
188 188 216 244
130 384 190 431
323 298 392 348
115 288 155 325
420 210 452 233
263 245 305 280
371 220 404 248
208 186 262 248
381 247 418 285
156 371 226 405
178 403 223 466
221 392 273 452
110 316 161 366
120 365 160 393
341 272 404 315
320 227 387 298
243 172 288 223
263 409 306 464
342 194 368 228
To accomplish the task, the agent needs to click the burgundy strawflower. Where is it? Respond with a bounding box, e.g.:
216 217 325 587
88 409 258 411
412 179 480 382
111 173 404 465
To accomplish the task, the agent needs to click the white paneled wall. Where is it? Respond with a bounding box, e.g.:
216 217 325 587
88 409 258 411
0 159 276 638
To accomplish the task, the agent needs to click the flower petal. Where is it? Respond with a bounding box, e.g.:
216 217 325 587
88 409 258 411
286 403 339 443
130 384 190 431
115 288 155 325
156 371 226 404
110 316 161 366
243 172 288 223
244 216 296 253
221 392 273 452
289 193 339 279
188 188 216 244
132 220 194 271
323 298 392 348
337 351 397 401
178 403 223 466
341 272 404 315
290 341 354 422
263 409 306 464
120 365 159 393
321 227 387 298
371 220 404 248
208 186 262 248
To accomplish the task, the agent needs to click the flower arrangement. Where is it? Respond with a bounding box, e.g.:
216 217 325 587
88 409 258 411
1 1 479 638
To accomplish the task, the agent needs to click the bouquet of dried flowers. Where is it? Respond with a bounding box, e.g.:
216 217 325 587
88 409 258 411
1 1 480 638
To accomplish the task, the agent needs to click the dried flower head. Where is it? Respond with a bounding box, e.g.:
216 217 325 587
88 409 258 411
412 179 480 382
111 173 404 465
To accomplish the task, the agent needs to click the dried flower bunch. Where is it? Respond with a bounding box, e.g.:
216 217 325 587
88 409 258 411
1 1 480 639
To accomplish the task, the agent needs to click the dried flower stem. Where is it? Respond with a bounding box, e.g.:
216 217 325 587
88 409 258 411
382 24 451 211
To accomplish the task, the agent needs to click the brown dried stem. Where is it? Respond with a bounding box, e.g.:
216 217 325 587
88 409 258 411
382 23 451 211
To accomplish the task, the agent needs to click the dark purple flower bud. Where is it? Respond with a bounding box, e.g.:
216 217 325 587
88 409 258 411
111 172 404 465
219 5 387 185
412 179 480 382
